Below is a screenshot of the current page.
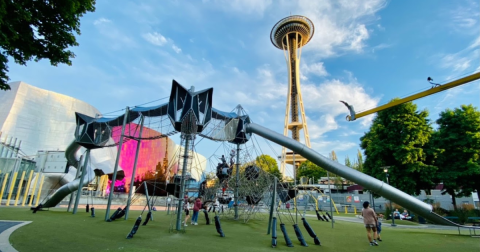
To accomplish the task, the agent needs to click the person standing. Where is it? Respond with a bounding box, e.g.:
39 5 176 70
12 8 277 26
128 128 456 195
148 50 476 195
183 195 190 227
362 201 379 246
191 197 203 225
377 214 383 241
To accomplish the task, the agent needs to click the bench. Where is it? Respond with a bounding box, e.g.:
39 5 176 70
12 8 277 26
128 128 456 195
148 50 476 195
467 217 480 226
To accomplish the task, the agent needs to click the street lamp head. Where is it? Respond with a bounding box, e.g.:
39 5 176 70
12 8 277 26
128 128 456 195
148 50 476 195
383 167 388 173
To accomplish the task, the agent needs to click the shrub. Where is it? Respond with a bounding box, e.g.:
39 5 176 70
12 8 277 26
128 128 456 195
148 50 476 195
448 204 477 224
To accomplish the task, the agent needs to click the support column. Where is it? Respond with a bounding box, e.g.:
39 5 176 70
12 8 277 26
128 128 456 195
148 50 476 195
293 152 297 224
73 150 90 214
68 154 84 212
144 181 153 220
14 171 26 206
176 135 191 231
327 171 334 228
21 170 33 206
105 106 130 221
234 143 240 220
14 140 22 157
0 134 6 158
125 116 144 220
3 137 12 158
267 177 277 234
9 138 17 158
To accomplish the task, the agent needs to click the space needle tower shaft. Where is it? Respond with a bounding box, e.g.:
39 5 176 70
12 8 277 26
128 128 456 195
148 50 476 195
271 15 314 176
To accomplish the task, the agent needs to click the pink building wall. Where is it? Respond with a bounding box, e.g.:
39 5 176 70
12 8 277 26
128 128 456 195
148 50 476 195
110 123 177 193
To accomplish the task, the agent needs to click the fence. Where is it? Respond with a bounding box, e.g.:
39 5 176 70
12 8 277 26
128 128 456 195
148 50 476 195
293 190 476 214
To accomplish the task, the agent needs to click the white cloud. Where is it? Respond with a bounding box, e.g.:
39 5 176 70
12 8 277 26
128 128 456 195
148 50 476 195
142 32 168 46
93 18 136 49
301 79 380 119
93 18 111 26
311 140 357 154
348 24 369 52
308 114 338 139
302 62 328 77
287 0 387 57
172 44 182 53
371 43 392 53
437 36 480 74
449 0 480 33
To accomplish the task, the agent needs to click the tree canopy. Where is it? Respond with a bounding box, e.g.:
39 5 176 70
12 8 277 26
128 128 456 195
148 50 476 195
360 99 437 195
297 160 327 183
433 104 480 203
0 0 96 90
345 150 364 172
255 154 282 181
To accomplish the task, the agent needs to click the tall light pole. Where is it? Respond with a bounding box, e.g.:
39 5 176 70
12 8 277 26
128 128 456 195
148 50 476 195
382 166 396 227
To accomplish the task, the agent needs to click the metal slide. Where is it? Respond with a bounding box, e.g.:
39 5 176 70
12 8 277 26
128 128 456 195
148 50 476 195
246 123 478 228
41 141 95 208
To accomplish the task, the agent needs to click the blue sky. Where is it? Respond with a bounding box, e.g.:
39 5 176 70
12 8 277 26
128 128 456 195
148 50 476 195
7 0 480 178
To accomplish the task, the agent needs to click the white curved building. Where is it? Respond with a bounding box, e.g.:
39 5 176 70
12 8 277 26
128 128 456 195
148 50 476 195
0 81 119 172
0 81 100 155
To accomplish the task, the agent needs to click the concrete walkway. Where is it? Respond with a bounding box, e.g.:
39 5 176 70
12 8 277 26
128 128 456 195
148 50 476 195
0 221 31 252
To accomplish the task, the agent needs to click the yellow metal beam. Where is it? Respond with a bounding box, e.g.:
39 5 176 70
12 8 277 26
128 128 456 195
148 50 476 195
0 173 9 201
6 172 18 206
350 72 480 121
28 172 40 206
35 175 45 206
22 170 34 206
14 171 26 206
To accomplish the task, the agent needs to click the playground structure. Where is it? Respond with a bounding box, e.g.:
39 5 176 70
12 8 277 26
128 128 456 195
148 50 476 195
6 13 473 246
32 74 480 230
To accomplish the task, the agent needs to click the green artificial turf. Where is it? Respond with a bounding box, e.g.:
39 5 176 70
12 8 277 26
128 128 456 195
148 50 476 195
1 207 478 252
381 219 420 226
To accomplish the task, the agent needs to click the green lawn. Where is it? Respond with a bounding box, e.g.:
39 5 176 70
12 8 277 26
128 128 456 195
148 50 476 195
381 219 420 226
1 207 478 252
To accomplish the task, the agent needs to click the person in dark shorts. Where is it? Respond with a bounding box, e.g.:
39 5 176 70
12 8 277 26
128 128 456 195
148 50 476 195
183 195 190 226
362 201 379 246
377 213 383 241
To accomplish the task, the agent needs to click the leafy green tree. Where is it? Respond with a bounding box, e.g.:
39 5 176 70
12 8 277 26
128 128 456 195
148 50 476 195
345 156 353 168
360 99 437 195
0 0 96 90
328 151 345 187
298 160 327 184
355 150 364 173
255 154 282 181
433 105 480 207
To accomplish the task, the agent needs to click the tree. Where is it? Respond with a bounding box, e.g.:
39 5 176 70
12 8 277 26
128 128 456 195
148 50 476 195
255 154 282 181
297 160 327 183
355 150 364 173
360 99 437 195
345 156 353 168
0 0 96 90
433 105 480 207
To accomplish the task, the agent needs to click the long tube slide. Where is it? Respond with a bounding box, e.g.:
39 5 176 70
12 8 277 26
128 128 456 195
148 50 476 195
41 141 95 208
246 123 476 228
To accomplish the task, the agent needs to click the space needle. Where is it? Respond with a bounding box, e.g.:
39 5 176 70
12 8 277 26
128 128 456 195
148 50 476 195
270 15 315 176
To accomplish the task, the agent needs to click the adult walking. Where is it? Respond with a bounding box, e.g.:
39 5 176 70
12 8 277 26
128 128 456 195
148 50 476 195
362 201 379 246
191 197 203 225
